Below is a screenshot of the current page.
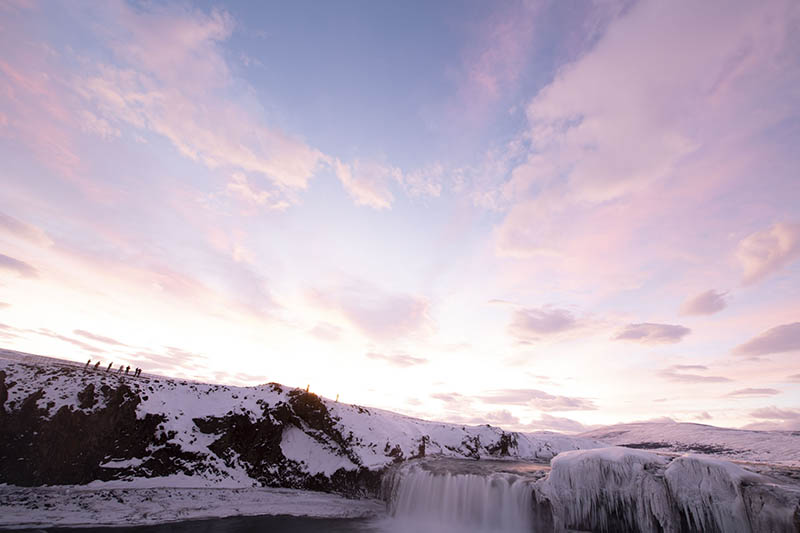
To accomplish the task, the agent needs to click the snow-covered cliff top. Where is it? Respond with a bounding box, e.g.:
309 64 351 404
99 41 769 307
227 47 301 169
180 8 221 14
580 421 800 467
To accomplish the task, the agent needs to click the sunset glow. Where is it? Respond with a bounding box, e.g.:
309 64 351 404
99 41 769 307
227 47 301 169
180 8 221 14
1 0 798 432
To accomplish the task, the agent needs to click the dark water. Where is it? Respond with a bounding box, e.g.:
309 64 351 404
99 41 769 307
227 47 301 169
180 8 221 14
17 515 380 532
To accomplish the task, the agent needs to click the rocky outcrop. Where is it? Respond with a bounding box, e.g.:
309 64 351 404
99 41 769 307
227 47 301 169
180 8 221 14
0 371 378 495
0 378 199 485
191 390 382 497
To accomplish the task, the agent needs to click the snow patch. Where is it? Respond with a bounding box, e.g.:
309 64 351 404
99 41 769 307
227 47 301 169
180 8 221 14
280 426 357 476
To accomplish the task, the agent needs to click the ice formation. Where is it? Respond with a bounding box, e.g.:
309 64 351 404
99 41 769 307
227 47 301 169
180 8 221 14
382 450 800 532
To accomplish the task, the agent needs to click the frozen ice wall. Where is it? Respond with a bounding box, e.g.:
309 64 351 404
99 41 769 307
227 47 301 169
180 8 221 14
537 448 800 532
383 451 800 533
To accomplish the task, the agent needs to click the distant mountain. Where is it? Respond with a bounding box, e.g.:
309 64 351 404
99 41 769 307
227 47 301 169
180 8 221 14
579 421 800 467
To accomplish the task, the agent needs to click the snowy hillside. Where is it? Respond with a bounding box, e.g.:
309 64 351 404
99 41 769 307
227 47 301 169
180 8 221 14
580 421 800 467
0 350 600 493
2 349 800 532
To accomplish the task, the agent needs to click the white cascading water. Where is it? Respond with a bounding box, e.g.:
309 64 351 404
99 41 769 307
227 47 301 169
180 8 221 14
385 461 536 533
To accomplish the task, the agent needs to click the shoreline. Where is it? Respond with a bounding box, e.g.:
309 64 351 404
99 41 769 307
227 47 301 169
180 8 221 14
0 485 386 530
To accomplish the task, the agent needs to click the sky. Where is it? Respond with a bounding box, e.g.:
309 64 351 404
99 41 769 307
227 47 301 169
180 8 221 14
1 0 799 433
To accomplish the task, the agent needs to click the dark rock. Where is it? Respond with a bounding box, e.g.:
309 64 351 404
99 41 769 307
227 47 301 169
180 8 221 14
77 384 96 409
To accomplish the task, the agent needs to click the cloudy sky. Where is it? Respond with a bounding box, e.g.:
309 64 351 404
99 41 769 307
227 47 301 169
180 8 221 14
1 0 799 432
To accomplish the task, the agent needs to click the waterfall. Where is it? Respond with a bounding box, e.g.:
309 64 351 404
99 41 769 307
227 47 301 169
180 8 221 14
384 461 537 533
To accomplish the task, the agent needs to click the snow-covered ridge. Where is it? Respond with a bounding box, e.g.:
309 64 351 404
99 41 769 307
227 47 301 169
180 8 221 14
0 350 600 492
579 421 800 467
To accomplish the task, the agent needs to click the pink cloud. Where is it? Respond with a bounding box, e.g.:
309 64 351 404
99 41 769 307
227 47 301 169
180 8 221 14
333 159 400 210
736 222 800 285
749 406 800 420
309 282 432 341
308 322 342 342
478 389 596 412
745 405 800 431
225 173 288 211
615 323 691 344
0 55 115 201
527 413 587 433
366 352 428 368
725 388 779 397
732 322 800 356
508 306 578 342
34 328 104 354
15 2 319 206
490 0 800 291
680 289 728 316
73 329 129 347
658 366 731 383
461 5 536 100
0 252 38 278
0 212 52 246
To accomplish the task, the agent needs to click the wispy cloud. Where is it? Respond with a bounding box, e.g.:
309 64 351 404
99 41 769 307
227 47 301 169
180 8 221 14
658 366 731 383
73 329 129 347
76 2 324 202
431 392 467 405
308 322 342 342
725 388 780 397
0 253 38 278
491 0 800 294
478 389 596 412
733 322 800 356
128 346 208 375
527 413 587 433
366 352 428 368
333 159 400 210
0 212 53 246
35 328 104 353
680 289 727 316
749 406 800 420
615 323 691 344
309 282 431 341
745 406 800 431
